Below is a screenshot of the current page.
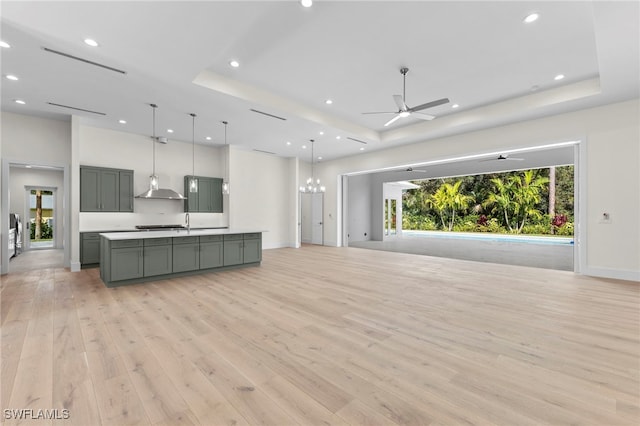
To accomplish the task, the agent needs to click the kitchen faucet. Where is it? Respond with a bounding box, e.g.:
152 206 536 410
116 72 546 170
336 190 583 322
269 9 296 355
185 212 190 234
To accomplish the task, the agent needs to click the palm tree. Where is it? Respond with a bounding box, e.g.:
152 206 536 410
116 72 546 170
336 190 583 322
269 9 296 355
510 170 549 232
427 185 449 230
428 180 474 231
483 177 515 231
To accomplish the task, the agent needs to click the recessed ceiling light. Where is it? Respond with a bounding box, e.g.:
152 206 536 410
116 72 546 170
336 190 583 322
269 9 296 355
325 99 333 105
25 165 32 168
206 136 212 141
523 13 539 23
319 131 324 135
554 74 565 81
118 119 127 124
301 0 313 7
286 141 291 146
336 136 341 140
229 60 240 68
5 74 18 81
302 145 307 149
84 38 99 47
360 147 365 151
14 99 25 105
452 104 459 109
167 129 174 133
0 41 11 48
318 156 323 160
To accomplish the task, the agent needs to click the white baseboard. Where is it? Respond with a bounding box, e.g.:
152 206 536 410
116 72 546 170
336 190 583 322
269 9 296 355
263 242 292 250
584 266 640 282
70 261 81 272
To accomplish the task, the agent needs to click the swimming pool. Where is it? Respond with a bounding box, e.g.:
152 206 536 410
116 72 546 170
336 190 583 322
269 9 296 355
402 230 574 245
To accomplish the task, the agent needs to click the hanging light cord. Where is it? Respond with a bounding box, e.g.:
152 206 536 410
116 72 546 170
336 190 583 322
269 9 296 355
151 103 157 176
191 113 196 176
310 139 315 182
223 121 228 181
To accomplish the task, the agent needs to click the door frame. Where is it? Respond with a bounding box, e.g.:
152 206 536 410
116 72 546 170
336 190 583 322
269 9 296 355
1 158 70 275
24 185 58 250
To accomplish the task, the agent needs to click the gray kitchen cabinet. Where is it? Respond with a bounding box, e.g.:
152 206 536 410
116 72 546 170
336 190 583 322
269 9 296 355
173 236 200 272
143 238 172 277
223 234 244 266
100 231 262 287
110 241 144 282
200 235 223 269
81 166 134 212
80 232 101 266
119 170 134 212
184 175 223 213
243 233 262 264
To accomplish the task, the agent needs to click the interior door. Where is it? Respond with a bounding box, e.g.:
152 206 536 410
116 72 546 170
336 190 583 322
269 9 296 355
311 192 324 245
301 192 324 245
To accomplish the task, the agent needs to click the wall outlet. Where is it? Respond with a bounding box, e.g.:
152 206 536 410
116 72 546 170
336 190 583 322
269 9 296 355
599 212 612 224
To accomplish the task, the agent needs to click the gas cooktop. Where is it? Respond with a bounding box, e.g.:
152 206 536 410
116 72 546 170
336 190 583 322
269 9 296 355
135 224 186 230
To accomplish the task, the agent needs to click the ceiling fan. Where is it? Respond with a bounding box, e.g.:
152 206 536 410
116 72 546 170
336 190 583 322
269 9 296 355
395 167 427 173
363 67 450 127
479 154 525 162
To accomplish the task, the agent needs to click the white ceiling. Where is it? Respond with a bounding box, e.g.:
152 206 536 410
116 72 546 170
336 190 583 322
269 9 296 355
1 1 638 163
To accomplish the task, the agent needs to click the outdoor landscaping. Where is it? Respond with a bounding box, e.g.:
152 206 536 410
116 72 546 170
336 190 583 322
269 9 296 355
402 166 574 236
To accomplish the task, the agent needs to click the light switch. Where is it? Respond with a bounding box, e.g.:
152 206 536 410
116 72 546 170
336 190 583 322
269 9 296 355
599 212 612 224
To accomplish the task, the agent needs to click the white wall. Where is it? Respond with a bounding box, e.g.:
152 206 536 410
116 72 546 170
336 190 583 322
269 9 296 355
347 174 372 243
317 99 640 281
9 167 65 249
1 112 71 164
1 112 72 272
228 147 295 249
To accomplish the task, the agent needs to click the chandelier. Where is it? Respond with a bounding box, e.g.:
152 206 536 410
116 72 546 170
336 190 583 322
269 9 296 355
300 139 325 193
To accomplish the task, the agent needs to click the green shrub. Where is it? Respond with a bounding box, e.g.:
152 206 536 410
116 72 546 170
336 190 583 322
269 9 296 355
522 223 551 235
403 214 438 231
30 220 53 240
452 221 479 232
555 221 574 236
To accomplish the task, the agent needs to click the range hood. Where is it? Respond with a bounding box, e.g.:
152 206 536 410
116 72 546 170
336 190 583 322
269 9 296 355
135 187 186 200
135 104 187 200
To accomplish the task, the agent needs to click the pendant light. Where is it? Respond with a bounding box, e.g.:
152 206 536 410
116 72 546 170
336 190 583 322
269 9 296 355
222 121 230 195
300 139 325 193
188 113 198 193
135 104 187 200
150 104 159 191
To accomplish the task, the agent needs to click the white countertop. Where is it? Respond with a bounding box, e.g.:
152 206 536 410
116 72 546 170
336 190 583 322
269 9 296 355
100 228 264 240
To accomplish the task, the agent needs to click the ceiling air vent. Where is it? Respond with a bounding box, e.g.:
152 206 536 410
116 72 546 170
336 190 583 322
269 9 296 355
253 149 277 155
42 47 127 74
249 109 287 121
347 137 368 144
47 102 106 115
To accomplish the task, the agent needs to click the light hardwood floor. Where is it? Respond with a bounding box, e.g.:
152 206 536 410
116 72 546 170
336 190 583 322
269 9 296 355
1 246 638 425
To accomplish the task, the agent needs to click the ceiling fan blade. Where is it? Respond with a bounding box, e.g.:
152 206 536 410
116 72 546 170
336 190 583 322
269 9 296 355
384 114 402 127
409 97 450 112
393 95 408 111
362 111 397 115
479 155 525 162
412 112 435 121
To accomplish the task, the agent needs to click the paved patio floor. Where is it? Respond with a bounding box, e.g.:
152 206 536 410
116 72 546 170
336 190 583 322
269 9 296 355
349 232 574 271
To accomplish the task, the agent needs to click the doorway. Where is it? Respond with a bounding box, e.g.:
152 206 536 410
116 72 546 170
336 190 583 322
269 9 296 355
26 187 56 249
341 142 583 273
301 192 324 245
384 198 397 237
1 161 69 275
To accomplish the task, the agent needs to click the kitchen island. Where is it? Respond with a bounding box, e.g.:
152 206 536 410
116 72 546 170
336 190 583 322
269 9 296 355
99 229 263 287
